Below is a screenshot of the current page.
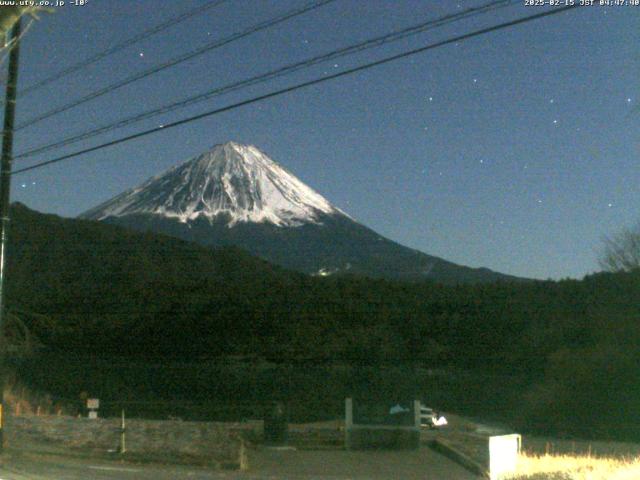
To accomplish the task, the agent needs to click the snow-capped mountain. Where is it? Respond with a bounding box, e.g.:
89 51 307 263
81 142 345 227
80 142 520 283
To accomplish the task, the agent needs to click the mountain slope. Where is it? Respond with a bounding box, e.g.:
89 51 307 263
80 141 521 283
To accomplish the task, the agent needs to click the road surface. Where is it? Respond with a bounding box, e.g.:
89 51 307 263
0 446 480 479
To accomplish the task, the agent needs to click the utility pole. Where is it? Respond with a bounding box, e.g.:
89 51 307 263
0 17 22 451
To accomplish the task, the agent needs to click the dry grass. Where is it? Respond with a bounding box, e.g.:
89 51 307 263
3 380 73 417
505 452 640 480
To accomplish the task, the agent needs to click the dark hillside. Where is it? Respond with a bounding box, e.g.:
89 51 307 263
5 203 640 440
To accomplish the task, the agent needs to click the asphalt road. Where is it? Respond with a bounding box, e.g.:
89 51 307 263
0 446 480 479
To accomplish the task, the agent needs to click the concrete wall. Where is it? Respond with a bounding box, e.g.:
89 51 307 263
5 414 248 468
344 399 421 450
346 427 420 450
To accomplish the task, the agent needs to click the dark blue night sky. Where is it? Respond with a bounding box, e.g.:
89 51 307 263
8 0 639 280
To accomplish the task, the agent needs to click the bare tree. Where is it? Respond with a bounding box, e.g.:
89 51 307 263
599 222 640 272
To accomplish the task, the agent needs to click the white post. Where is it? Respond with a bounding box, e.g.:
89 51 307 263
345 398 353 449
413 400 421 428
345 398 353 429
120 409 126 454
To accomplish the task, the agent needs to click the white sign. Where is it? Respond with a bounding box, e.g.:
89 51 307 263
87 398 100 409
489 434 521 480
88 410 98 419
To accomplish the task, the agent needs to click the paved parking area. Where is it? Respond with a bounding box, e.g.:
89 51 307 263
244 445 480 479
0 446 480 480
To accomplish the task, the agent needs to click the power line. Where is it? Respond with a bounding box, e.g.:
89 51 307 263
13 4 581 176
14 0 339 131
15 0 230 98
16 0 516 160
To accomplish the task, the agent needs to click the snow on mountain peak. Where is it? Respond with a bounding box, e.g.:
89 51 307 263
81 142 345 227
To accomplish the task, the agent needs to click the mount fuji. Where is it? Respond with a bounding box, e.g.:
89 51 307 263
80 142 518 283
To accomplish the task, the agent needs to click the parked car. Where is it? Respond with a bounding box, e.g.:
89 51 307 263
420 406 447 428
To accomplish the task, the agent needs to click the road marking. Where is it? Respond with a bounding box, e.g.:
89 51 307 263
88 465 141 473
